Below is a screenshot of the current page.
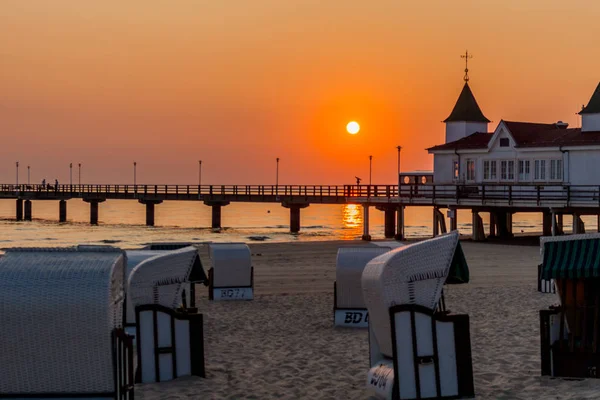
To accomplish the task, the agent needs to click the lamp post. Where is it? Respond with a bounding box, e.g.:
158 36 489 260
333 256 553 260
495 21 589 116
396 145 402 195
276 158 280 195
27 165 30 185
133 162 137 186
69 163 73 185
198 160 202 186
369 155 373 186
78 163 81 185
16 161 19 186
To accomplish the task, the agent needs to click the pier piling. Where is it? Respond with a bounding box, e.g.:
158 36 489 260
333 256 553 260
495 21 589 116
361 204 371 241
24 200 32 221
376 205 396 239
204 201 230 230
394 205 404 240
471 210 485 241
282 202 309 234
16 199 23 221
139 200 163 226
59 200 67 223
542 211 552 236
84 199 105 225
449 208 458 232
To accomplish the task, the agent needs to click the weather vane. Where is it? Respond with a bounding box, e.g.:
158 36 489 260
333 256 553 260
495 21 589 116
461 50 473 82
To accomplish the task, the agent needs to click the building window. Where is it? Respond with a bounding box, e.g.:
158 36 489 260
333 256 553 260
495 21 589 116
499 138 510 147
484 160 497 180
453 160 459 180
466 160 475 181
500 160 514 181
550 159 563 180
519 160 530 181
535 160 546 180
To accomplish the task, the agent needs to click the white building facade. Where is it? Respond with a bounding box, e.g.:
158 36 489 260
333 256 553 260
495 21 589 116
428 82 600 187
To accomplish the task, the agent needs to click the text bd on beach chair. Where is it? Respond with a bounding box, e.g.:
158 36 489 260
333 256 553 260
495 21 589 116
334 246 392 327
123 246 208 336
127 246 206 383
208 243 254 301
0 246 134 400
539 233 600 379
362 231 474 400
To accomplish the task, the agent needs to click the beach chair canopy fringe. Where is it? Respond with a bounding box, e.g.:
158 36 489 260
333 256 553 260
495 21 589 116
541 233 600 280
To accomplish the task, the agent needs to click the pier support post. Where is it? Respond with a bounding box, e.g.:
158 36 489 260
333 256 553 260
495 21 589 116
139 200 163 226
471 210 485 241
542 211 552 236
24 200 32 221
16 199 23 221
489 212 496 238
362 204 371 241
551 211 557 236
573 213 585 234
204 201 230 230
557 214 564 235
376 205 396 239
432 207 446 237
395 205 405 240
59 200 67 223
83 198 106 225
281 202 309 234
493 210 514 239
449 208 458 232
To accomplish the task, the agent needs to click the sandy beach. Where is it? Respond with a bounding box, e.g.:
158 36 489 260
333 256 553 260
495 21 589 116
135 240 600 399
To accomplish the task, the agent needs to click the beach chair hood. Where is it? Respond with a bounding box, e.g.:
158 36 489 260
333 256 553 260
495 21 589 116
540 233 600 280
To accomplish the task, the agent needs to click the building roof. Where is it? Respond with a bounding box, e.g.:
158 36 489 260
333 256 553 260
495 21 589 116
428 120 600 152
580 82 600 115
427 132 492 151
443 83 491 123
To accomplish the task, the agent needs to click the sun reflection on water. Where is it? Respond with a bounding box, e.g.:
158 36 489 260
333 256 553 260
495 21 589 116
343 204 362 229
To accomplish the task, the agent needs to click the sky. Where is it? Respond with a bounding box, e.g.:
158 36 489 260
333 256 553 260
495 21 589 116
1 0 599 185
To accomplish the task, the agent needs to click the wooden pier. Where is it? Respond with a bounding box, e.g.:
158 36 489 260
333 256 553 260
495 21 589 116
2 183 600 240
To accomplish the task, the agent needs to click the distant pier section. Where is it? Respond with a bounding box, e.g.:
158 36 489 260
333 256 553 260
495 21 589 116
2 174 600 240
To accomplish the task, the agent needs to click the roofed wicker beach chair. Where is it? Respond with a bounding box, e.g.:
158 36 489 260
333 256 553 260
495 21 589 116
208 243 253 300
334 246 391 327
127 246 206 383
362 231 474 400
0 246 134 400
539 232 600 378
123 247 208 333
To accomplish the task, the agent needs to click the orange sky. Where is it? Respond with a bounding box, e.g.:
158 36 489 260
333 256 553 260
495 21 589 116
1 0 599 185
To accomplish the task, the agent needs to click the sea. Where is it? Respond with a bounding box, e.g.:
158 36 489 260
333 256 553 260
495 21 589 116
0 199 596 250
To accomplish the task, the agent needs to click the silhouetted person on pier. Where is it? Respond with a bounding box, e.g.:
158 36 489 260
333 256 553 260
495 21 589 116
355 176 362 185
55 179 59 191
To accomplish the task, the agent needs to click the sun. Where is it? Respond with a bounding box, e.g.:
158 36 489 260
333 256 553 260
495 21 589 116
346 121 360 135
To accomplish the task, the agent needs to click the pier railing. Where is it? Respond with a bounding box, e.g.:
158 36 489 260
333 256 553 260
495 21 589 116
0 183 599 207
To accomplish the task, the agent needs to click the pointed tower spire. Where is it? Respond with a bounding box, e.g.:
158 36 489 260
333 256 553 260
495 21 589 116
579 82 600 132
443 51 490 143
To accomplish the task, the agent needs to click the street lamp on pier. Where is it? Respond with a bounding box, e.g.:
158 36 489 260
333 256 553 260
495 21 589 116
198 160 202 186
69 163 73 185
27 165 30 185
133 161 137 186
369 155 373 186
78 163 81 185
16 162 19 186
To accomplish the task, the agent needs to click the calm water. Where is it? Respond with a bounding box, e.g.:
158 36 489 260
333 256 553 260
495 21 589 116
0 199 595 249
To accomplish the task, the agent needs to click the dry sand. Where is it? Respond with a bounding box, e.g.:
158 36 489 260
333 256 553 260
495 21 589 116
136 240 600 399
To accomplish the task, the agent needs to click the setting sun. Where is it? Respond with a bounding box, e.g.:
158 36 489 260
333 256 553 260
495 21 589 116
346 121 360 134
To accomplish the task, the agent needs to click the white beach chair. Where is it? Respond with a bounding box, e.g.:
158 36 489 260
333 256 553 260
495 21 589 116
123 248 208 334
0 246 134 400
362 231 474 400
127 246 206 383
334 246 391 327
208 243 254 300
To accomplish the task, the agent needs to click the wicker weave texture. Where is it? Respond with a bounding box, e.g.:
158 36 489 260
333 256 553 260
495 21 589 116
0 247 125 394
127 246 197 314
362 232 459 358
209 243 252 287
336 247 391 309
